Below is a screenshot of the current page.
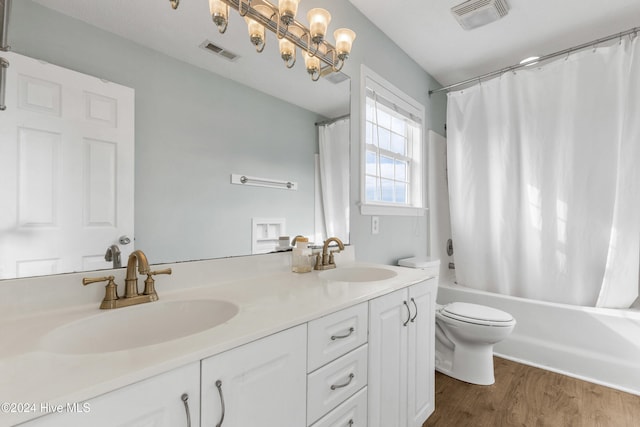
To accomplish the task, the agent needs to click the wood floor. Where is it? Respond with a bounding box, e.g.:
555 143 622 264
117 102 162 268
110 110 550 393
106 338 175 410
423 357 640 427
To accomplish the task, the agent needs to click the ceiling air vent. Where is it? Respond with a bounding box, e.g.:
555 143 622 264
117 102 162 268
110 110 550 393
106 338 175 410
451 0 510 31
200 40 240 62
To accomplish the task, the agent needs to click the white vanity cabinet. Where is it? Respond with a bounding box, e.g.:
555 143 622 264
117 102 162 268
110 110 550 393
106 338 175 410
200 324 307 427
307 302 368 426
19 362 200 427
368 279 436 427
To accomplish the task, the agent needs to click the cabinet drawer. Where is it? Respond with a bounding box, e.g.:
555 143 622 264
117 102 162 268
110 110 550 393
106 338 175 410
308 302 368 371
307 344 368 425
310 387 367 427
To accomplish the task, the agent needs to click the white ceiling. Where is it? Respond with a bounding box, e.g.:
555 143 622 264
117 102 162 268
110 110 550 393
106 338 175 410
30 0 640 114
349 0 640 87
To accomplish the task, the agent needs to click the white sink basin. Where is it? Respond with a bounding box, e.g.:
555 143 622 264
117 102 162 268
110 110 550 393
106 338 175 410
40 299 238 354
319 267 398 282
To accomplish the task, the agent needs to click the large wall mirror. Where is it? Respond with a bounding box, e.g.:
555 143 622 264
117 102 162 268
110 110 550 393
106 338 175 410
0 0 351 280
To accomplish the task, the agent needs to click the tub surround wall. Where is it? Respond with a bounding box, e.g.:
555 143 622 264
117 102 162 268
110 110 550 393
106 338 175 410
437 279 640 395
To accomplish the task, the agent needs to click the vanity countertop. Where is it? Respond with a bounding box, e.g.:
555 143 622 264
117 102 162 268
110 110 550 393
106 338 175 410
0 257 436 426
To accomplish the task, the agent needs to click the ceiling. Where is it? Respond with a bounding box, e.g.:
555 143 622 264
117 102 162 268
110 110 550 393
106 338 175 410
28 0 640 114
349 0 640 88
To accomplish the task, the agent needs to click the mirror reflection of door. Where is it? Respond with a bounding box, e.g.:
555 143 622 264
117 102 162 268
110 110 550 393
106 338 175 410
0 52 134 279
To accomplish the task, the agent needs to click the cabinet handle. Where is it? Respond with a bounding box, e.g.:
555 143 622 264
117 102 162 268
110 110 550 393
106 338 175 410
181 393 191 427
410 297 418 323
331 327 355 340
403 301 411 326
215 380 226 427
347 420 354 426
330 373 355 390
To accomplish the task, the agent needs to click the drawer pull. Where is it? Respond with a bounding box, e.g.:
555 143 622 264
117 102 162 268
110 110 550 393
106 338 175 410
330 373 355 390
403 301 411 326
410 297 418 323
215 380 226 427
181 393 191 427
331 327 355 341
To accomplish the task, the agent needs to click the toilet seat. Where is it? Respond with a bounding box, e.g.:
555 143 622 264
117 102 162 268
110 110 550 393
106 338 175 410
440 302 515 327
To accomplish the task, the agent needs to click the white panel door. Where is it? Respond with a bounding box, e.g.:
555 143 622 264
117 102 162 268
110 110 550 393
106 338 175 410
407 281 436 426
0 52 134 279
201 325 307 427
368 288 409 427
20 362 200 427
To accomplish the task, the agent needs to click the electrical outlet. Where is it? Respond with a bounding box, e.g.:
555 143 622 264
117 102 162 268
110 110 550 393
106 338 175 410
371 216 380 234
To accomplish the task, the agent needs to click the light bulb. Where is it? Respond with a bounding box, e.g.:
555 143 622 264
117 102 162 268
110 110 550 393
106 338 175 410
209 0 228 33
278 0 300 25
334 28 356 60
279 38 296 68
307 8 331 45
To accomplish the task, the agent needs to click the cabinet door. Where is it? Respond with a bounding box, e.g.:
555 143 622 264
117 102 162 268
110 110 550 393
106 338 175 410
407 280 436 427
201 324 307 427
368 288 409 427
20 363 200 427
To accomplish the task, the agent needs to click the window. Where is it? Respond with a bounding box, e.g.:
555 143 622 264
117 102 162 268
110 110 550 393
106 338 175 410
360 66 425 216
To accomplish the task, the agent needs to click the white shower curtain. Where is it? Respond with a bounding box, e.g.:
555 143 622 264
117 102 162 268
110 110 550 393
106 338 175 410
447 36 640 308
318 118 350 243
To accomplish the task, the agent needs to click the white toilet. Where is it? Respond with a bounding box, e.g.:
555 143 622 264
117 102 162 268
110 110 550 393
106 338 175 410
398 257 516 386
435 301 515 385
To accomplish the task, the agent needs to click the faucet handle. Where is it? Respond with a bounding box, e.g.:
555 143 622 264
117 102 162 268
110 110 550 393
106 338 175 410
142 268 172 300
82 275 119 309
148 268 172 277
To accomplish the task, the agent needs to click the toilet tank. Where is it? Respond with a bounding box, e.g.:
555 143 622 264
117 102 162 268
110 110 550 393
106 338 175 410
398 257 440 278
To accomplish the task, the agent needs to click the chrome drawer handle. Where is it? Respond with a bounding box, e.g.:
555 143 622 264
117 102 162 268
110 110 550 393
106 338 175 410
403 301 411 326
331 327 355 340
410 297 418 323
215 380 226 427
181 393 191 427
330 373 355 390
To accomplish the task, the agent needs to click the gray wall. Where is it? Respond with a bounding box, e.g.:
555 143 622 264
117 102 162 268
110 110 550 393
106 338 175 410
9 0 324 263
324 0 447 265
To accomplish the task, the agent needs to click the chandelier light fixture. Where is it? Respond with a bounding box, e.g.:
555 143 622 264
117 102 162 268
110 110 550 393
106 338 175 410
172 0 356 82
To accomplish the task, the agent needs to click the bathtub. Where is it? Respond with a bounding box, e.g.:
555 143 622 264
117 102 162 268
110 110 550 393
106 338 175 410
437 278 640 395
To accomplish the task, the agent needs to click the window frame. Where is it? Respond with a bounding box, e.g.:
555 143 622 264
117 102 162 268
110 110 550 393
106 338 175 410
359 65 427 216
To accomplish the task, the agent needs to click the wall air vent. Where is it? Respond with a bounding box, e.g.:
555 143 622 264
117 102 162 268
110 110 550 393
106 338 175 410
451 0 510 31
199 40 240 62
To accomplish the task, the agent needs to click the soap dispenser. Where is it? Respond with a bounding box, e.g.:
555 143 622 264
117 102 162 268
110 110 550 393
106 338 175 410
291 236 312 273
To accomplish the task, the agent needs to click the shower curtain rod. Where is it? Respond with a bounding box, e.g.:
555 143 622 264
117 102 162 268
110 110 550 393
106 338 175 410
429 26 639 95
315 114 350 126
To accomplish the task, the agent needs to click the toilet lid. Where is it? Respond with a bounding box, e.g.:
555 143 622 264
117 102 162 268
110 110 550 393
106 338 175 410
440 302 515 326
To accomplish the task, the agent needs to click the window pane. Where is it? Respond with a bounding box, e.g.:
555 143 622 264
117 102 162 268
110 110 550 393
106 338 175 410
395 182 407 204
377 127 390 150
391 117 405 136
366 176 379 202
366 100 375 124
380 155 394 179
377 109 391 129
366 122 374 145
395 160 407 181
391 133 406 155
366 151 377 175
381 179 394 202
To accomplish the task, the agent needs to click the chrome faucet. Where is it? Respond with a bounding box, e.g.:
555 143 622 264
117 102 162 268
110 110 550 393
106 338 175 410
104 244 122 268
315 237 345 270
83 249 171 309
